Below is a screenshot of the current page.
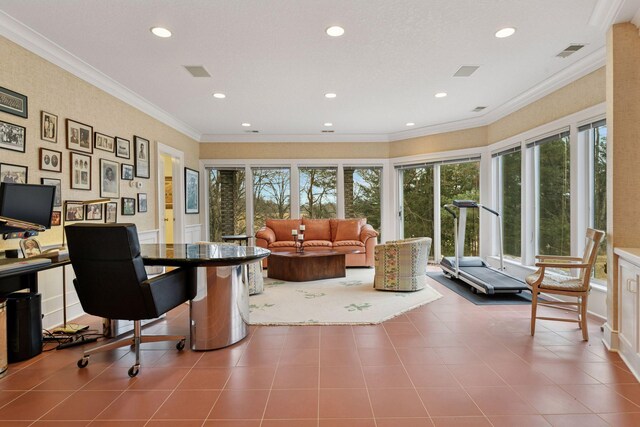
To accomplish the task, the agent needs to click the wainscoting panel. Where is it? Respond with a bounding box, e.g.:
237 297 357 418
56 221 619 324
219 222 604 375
185 224 202 243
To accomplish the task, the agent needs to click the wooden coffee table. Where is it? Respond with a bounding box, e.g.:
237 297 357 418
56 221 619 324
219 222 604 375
267 251 353 282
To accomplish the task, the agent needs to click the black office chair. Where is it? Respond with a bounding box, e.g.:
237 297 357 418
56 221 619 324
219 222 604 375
65 223 196 377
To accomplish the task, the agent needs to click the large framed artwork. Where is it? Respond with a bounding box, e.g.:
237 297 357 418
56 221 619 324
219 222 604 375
0 120 26 153
0 163 27 184
39 148 62 173
100 158 119 198
70 152 91 190
41 177 62 207
41 111 58 143
185 167 199 214
0 86 28 118
134 135 150 178
66 119 93 154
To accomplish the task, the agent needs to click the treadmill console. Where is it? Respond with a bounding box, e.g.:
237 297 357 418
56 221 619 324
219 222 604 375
453 200 478 208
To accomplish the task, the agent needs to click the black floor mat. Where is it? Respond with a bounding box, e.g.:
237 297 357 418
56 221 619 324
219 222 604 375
427 271 534 305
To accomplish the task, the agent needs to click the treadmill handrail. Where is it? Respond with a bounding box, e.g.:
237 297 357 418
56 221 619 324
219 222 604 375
443 204 457 219
478 204 500 217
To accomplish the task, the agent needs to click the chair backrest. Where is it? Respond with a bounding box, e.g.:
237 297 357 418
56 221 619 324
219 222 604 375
65 223 151 319
579 228 605 283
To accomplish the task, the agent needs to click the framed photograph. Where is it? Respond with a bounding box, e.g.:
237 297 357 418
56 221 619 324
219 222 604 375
85 204 103 221
0 86 28 118
19 238 41 258
41 111 58 143
51 211 61 226
105 201 118 223
66 119 93 154
99 158 119 198
39 148 62 173
137 193 148 213
121 163 134 180
185 167 200 214
134 135 150 178
0 163 27 184
121 197 135 216
70 152 91 190
64 202 85 221
115 137 130 159
0 120 26 153
41 177 62 207
94 132 114 153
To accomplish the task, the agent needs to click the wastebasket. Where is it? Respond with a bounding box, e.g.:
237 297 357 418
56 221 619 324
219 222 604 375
0 299 7 378
6 293 42 362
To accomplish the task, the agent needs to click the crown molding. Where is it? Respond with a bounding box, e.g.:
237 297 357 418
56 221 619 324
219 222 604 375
589 0 625 32
200 133 389 143
0 11 202 141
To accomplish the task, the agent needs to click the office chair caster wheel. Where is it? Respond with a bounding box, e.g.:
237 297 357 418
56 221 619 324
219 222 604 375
176 339 186 351
128 365 140 377
77 357 89 368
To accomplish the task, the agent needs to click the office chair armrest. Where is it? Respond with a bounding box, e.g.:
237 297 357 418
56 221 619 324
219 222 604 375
535 255 583 261
141 267 196 318
534 261 590 269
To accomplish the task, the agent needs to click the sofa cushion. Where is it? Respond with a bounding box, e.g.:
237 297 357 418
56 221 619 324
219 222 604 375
266 219 302 241
335 219 364 241
330 218 366 241
270 241 298 248
303 240 332 248
301 218 331 241
333 240 365 248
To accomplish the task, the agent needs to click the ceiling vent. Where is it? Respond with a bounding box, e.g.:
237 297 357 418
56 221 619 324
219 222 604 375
472 106 487 112
244 130 259 133
183 65 211 78
556 44 585 58
453 66 480 77
321 130 335 133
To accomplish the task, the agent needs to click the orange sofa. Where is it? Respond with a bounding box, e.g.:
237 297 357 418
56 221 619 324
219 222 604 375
255 218 379 267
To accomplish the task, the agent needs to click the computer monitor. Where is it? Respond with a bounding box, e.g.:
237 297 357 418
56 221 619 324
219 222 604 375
0 183 56 234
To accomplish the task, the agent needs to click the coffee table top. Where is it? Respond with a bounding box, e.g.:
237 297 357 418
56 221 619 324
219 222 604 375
269 250 362 258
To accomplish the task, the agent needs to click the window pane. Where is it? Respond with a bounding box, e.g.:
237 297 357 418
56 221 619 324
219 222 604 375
299 167 337 218
440 161 480 257
402 167 434 255
345 167 382 232
252 168 290 233
208 168 245 241
592 124 607 279
501 151 521 259
537 136 570 255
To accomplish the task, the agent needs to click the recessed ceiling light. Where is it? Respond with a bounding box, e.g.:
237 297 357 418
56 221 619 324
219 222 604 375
495 27 516 38
324 122 333 127
326 26 345 37
406 122 415 127
241 123 251 127
435 92 447 98
325 93 337 99
213 93 226 99
150 27 172 38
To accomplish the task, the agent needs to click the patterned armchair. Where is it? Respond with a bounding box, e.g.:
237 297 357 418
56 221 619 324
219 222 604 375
197 242 264 295
373 237 432 291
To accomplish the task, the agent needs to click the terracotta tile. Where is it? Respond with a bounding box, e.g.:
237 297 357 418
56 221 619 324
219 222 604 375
261 421 317 427
31 422 89 427
465 386 536 415
202 421 260 427
434 347 480 364
362 365 413 388
146 421 204 427
278 347 320 366
606 383 640 405
236 348 281 367
246 333 287 350
374 419 432 427
320 325 354 335
578 362 640 384
358 347 401 366
42 390 121 420
355 333 394 349
319 388 372 418
319 419 376 427
431 417 492 426
153 349 204 367
287 325 321 336
404 364 460 388
384 322 419 335
512 384 591 415
368 388 428 418
488 415 552 427
195 348 244 368
532 362 601 385
263 389 318 419
321 334 357 348
487 361 553 386
88 422 146 427
208 389 269 419
284 334 320 349
224 366 276 390
272 365 319 389
81 367 138 391
560 384 640 413
447 364 507 387
319 347 361 367
0 369 56 391
597 412 640 426
542 414 610 427
95 390 171 420
388 333 430 348
416 387 482 416
153 390 220 419
0 390 24 407
396 347 444 365
0 390 71 420
127 367 190 390
178 367 232 389
319 365 366 388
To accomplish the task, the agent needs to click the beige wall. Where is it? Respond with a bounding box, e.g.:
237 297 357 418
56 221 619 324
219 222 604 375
200 141 389 159
0 36 201 252
389 126 488 157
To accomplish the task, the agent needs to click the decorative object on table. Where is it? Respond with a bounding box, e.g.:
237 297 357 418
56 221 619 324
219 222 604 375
69 152 91 190
41 177 62 207
121 197 135 215
51 211 61 226
99 158 119 198
0 86 27 118
85 204 103 221
39 148 62 173
0 120 26 153
0 163 27 184
105 202 117 223
64 202 85 221
137 193 147 213
94 132 114 153
121 163 134 180
115 137 130 159
184 167 199 214
66 119 93 154
291 226 305 253
40 111 57 143
19 237 41 258
134 135 150 178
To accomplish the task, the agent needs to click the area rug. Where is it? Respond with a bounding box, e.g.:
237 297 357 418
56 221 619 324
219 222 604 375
427 271 534 305
249 269 442 325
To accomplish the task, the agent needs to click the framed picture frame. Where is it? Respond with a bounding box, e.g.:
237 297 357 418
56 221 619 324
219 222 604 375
0 162 27 184
51 211 61 226
70 152 91 190
185 167 199 214
85 204 103 221
134 135 150 178
115 137 130 159
121 163 134 180
99 158 120 198
105 201 118 223
66 119 93 154
94 132 114 153
121 197 135 216
41 111 58 143
137 193 148 213
41 177 62 207
19 238 41 258
0 86 28 118
39 148 62 173
0 120 26 153
64 202 85 221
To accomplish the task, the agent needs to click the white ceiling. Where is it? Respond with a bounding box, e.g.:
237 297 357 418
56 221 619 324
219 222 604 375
0 0 639 142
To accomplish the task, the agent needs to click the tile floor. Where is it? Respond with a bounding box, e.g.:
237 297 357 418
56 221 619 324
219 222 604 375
1 275 639 426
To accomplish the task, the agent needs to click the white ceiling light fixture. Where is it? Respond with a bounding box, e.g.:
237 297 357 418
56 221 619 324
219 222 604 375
495 27 516 38
326 26 345 37
324 122 333 127
241 122 251 127
406 122 415 126
434 92 447 98
213 93 226 99
150 27 172 38
324 93 337 99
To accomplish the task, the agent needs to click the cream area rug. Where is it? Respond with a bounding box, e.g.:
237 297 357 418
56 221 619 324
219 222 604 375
248 268 442 325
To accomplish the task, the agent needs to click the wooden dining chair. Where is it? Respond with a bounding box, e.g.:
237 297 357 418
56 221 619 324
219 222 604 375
525 228 605 341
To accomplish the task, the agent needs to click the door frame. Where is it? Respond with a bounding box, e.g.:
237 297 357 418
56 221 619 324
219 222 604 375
156 142 185 244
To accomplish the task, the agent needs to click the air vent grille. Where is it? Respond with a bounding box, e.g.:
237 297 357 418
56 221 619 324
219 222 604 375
454 66 480 77
321 130 334 133
472 106 487 112
556 44 585 58
244 130 259 133
183 65 211 77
